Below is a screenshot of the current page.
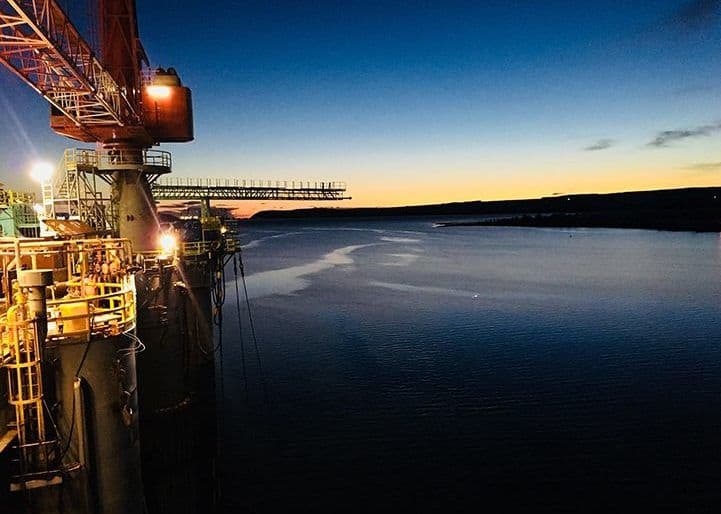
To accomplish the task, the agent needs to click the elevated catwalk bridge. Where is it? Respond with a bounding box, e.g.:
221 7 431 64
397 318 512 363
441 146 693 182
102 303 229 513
151 177 350 202
42 149 351 233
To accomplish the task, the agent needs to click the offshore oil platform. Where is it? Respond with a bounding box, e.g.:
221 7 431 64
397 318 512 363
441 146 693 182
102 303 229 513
0 1 348 513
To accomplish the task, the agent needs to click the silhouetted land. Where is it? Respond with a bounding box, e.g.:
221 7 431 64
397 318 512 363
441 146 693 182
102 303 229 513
251 187 721 232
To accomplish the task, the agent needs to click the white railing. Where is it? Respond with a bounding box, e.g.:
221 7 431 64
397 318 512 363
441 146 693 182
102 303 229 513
155 177 346 190
63 148 172 171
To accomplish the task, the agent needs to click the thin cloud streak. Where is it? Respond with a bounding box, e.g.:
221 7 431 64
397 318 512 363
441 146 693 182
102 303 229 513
683 162 721 171
584 139 614 151
647 122 721 147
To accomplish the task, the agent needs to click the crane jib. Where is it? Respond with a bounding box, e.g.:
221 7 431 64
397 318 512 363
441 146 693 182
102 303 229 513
0 0 138 141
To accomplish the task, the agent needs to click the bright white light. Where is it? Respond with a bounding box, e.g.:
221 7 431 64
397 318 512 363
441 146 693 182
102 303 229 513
158 233 178 257
220 226 228 234
146 85 171 99
33 203 44 215
30 162 53 183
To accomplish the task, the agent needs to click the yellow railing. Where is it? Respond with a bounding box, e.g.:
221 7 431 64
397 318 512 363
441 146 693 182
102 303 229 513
0 237 137 342
1 293 51 472
46 275 137 342
180 237 242 257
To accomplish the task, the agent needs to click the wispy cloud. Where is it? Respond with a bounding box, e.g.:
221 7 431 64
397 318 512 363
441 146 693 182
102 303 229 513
647 122 721 147
584 139 614 151
672 84 721 96
665 0 721 32
683 161 721 171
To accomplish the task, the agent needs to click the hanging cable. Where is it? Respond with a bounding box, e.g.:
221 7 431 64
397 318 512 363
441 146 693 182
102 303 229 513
178 285 191 385
197 258 226 356
211 258 226 324
233 253 248 402
238 249 268 402
116 331 146 358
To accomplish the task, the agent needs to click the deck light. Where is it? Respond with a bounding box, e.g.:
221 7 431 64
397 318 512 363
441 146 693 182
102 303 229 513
29 161 53 183
146 85 171 99
158 232 178 257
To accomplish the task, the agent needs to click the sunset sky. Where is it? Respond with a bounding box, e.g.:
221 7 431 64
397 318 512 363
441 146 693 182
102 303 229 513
2 1 721 216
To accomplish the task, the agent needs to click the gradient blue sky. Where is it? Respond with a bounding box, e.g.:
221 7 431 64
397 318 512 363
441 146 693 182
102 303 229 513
2 0 721 214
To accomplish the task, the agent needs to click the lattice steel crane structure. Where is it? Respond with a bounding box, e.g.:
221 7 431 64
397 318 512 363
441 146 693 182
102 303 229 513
0 0 193 251
1 1 349 249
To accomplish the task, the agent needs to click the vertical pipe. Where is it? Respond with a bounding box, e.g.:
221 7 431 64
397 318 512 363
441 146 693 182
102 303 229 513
18 269 53 357
73 378 88 469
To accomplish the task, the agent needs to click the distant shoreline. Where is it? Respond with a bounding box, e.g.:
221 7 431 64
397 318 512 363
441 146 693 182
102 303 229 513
434 212 721 233
249 186 721 233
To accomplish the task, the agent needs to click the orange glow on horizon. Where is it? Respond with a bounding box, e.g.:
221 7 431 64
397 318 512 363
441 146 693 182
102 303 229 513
157 166 720 219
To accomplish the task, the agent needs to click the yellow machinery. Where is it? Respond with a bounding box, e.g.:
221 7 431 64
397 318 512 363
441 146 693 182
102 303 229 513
0 237 137 496
0 238 136 342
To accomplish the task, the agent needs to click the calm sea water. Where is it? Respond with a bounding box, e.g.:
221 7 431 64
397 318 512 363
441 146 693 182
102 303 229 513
218 219 721 512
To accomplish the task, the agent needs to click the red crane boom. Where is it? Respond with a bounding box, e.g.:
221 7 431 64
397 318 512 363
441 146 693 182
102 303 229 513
1 0 194 250
0 0 192 145
0 0 138 139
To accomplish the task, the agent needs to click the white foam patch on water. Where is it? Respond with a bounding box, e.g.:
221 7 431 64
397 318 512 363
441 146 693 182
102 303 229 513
379 236 422 243
382 253 420 266
368 281 558 301
242 231 305 249
368 280 477 298
304 227 388 234
243 244 376 298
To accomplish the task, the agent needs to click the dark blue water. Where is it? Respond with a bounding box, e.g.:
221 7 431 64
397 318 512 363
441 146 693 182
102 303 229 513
219 219 721 512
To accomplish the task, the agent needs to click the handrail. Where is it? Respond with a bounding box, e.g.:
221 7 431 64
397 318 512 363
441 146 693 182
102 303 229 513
63 148 172 171
0 278 137 344
0 237 136 337
155 177 347 190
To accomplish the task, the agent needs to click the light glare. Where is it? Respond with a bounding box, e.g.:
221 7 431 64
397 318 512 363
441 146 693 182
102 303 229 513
146 85 171 99
30 162 53 183
158 233 178 257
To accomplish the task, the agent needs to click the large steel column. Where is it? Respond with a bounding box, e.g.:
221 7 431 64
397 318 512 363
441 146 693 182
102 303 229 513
136 259 219 513
114 171 158 251
104 144 159 252
54 333 145 514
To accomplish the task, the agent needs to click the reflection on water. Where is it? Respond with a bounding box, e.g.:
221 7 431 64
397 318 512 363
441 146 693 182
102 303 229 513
243 244 377 298
221 219 721 512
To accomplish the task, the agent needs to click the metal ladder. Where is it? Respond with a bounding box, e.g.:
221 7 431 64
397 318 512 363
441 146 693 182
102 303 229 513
2 292 60 490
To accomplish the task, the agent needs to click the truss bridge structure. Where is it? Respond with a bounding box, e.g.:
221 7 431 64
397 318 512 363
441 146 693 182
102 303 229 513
40 149 350 235
151 177 350 202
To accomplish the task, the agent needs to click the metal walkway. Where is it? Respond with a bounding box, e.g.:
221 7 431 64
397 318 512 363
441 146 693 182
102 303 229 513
151 177 350 201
